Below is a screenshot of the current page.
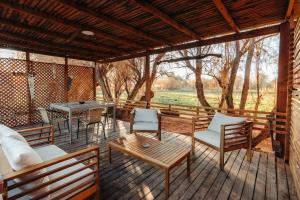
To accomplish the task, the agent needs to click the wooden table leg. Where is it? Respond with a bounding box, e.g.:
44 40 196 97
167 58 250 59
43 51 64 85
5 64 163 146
187 153 191 176
165 169 170 198
108 146 112 164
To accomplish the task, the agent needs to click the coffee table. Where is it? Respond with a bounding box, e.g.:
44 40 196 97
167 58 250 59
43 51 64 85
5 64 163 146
108 134 191 198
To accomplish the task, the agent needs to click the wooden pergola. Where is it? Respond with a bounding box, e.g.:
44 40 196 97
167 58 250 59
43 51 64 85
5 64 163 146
0 0 300 198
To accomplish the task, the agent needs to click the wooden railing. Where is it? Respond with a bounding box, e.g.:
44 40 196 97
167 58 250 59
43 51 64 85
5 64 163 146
97 97 288 139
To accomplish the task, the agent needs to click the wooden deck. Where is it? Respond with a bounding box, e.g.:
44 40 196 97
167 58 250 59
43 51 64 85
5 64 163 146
23 120 298 200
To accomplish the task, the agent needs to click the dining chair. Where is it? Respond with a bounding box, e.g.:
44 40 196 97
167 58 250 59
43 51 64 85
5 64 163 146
77 108 105 144
102 107 117 130
38 107 69 134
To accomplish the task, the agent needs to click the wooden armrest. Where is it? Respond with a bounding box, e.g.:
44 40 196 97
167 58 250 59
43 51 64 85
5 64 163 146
2 146 100 200
192 115 212 132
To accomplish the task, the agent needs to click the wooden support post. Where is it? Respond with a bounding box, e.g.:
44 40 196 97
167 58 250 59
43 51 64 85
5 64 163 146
276 22 290 159
145 55 151 108
64 57 68 102
26 52 33 124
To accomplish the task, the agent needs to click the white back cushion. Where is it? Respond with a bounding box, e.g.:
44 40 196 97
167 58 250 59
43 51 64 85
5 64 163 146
208 112 246 133
0 124 27 144
1 136 49 197
134 108 158 123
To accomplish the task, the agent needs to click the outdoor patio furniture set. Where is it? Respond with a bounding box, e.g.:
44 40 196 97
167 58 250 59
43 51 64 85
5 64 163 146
0 104 253 199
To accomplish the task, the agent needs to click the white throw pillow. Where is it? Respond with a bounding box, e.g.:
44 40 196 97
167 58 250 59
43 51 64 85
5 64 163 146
208 112 246 133
0 124 27 144
134 108 158 123
1 136 49 198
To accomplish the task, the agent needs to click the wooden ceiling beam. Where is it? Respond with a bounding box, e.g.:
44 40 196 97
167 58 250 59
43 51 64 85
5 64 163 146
212 0 240 33
0 30 107 59
0 18 127 55
286 0 295 20
0 38 95 61
98 25 279 63
0 1 145 49
130 0 200 40
59 0 166 45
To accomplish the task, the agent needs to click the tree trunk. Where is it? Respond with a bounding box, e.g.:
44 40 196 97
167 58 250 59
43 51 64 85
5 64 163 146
225 41 242 109
127 77 146 100
95 66 112 100
195 59 211 108
240 38 255 113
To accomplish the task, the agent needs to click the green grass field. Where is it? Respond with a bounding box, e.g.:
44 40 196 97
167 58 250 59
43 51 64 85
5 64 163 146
152 89 276 112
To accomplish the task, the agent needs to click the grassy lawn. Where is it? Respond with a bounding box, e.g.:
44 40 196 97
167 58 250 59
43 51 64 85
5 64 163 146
152 89 276 112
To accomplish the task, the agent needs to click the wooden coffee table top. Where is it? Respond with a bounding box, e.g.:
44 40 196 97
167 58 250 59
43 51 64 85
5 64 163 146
108 134 191 169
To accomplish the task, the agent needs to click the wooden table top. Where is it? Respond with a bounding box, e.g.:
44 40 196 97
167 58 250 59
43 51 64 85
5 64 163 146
108 134 191 169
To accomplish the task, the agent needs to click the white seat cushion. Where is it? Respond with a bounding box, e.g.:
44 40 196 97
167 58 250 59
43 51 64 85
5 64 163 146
194 130 220 148
208 112 246 133
0 124 27 144
34 145 94 199
134 108 158 123
132 122 158 131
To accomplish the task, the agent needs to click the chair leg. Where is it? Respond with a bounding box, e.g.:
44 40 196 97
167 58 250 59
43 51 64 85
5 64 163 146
220 151 224 170
66 120 70 133
102 123 106 139
247 148 252 162
192 137 195 155
40 122 44 137
85 124 89 145
158 131 161 141
77 120 80 139
57 122 62 134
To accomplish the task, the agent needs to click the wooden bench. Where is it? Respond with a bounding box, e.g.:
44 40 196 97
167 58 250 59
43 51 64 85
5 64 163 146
0 125 100 200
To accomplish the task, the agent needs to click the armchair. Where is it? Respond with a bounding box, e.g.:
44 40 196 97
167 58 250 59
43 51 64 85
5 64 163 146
192 112 253 170
130 108 162 140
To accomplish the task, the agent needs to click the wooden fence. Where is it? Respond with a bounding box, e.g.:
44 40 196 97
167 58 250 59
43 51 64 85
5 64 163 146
97 97 288 142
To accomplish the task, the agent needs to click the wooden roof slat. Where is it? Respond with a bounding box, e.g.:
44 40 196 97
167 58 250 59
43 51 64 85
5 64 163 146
130 0 200 40
0 38 95 60
58 0 166 45
98 25 280 63
0 1 145 49
0 30 107 59
212 0 240 33
0 18 127 55
286 0 295 19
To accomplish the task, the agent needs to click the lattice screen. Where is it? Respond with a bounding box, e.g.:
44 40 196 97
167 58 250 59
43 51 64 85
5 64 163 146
68 65 94 102
0 58 30 127
31 62 66 123
0 58 94 127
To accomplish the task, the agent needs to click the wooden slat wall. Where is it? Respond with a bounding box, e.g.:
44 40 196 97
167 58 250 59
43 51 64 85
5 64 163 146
290 18 300 199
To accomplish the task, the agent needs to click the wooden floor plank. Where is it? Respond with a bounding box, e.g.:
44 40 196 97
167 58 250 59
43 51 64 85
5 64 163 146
240 151 260 200
215 149 247 200
276 158 290 200
192 151 239 200
253 152 267 200
285 164 299 200
266 153 277 200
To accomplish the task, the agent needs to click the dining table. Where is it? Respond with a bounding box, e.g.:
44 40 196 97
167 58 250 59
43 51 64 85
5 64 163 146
49 101 116 143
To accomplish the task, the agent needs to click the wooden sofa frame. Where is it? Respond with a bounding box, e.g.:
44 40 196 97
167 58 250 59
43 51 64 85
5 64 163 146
0 125 100 200
192 115 253 170
130 109 162 140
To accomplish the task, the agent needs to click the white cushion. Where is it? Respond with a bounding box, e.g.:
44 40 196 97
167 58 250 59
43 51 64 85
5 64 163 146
0 124 27 144
1 136 49 198
208 112 246 133
34 145 94 199
194 130 221 147
132 122 158 131
134 108 158 123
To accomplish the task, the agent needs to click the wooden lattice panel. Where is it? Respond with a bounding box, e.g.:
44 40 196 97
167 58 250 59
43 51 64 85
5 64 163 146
0 58 30 127
68 65 94 102
31 62 65 123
